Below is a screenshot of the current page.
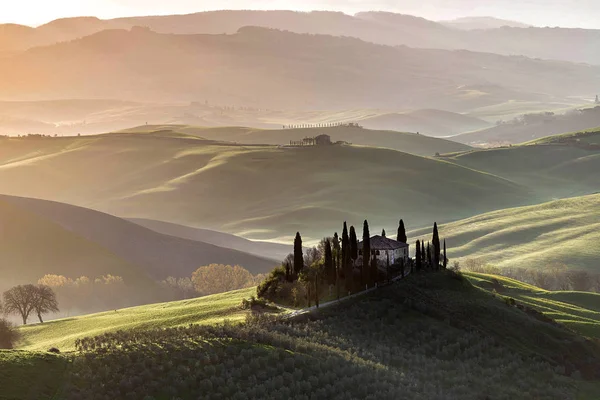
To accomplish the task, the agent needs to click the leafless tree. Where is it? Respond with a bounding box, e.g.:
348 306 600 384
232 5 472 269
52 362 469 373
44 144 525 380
2 285 37 325
32 285 60 323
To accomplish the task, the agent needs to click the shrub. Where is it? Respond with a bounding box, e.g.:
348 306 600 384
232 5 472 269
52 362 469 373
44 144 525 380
48 347 61 354
0 318 20 349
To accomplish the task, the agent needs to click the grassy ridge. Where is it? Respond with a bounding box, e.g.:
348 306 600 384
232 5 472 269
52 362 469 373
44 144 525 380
0 133 530 242
118 125 473 156
0 196 147 292
17 287 255 352
412 194 600 271
466 273 600 339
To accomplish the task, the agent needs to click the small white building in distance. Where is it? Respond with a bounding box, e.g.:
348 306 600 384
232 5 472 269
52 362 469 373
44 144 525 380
358 235 410 268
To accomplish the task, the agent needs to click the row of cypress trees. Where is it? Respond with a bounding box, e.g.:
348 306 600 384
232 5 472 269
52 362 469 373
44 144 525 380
414 223 447 272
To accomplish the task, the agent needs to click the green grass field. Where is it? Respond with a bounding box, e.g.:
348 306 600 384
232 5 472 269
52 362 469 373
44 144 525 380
412 194 600 271
466 273 600 339
17 287 256 352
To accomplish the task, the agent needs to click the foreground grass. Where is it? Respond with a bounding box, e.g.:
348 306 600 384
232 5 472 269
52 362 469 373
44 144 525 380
0 351 68 400
17 287 256 352
4 272 600 399
466 273 600 339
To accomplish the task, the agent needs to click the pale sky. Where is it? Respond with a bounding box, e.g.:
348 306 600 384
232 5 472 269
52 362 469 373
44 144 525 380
1 0 599 29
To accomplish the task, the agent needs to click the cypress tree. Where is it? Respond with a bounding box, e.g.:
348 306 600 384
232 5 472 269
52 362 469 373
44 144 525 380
332 232 340 284
294 232 303 278
324 239 333 285
432 222 441 269
415 240 421 271
421 241 426 267
427 242 432 268
349 226 358 265
443 239 447 269
341 222 349 279
381 229 386 238
362 220 371 288
397 219 407 243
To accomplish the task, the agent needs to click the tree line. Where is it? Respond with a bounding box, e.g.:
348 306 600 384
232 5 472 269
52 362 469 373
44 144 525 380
258 219 447 307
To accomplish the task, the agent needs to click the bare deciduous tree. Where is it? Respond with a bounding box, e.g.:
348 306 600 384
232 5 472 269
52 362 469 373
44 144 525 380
2 285 37 325
32 285 59 323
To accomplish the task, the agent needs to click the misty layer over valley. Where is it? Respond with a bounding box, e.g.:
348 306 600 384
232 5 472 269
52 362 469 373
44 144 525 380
3 5 600 400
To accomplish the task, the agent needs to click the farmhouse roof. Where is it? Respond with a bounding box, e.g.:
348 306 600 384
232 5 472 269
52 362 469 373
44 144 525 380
358 235 409 251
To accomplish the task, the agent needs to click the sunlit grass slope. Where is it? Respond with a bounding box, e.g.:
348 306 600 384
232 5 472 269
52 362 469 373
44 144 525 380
411 194 600 271
0 133 529 242
17 287 255 352
466 273 600 339
118 124 473 156
448 139 600 198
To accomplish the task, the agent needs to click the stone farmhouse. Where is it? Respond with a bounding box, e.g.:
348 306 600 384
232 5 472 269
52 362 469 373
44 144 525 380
358 235 410 268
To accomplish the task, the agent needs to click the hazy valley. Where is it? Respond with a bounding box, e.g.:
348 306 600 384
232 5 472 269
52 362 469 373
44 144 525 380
3 5 600 400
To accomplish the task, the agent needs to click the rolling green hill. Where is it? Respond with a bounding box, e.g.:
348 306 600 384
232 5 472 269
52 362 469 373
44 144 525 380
16 287 256 352
0 194 277 299
5 271 600 399
0 196 148 292
466 273 600 339
411 194 600 271
118 124 473 156
0 132 531 242
0 194 277 278
447 138 600 199
452 107 600 146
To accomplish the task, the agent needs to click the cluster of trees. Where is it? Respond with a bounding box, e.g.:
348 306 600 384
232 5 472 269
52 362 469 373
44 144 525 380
414 223 447 272
461 259 600 292
258 219 446 307
1 284 59 325
161 264 265 300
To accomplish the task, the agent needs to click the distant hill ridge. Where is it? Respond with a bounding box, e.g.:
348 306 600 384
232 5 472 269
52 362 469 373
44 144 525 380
0 194 278 294
1 10 600 64
0 27 596 112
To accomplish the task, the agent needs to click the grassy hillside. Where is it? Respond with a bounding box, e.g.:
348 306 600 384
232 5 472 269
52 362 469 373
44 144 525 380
453 107 600 146
0 132 531 242
466 273 600 340
447 139 600 199
6 271 600 399
16 287 256 352
350 109 490 137
411 194 600 272
1 194 277 277
0 196 149 292
118 124 473 156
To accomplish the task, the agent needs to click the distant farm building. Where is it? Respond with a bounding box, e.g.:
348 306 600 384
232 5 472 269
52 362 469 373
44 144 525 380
358 235 410 268
289 134 332 147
